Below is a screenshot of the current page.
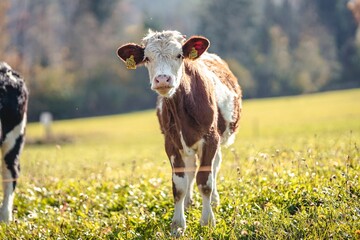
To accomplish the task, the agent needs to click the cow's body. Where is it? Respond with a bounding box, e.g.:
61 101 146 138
117 30 242 236
0 62 28 222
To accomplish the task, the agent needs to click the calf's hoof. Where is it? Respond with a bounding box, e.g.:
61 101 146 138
0 208 12 223
184 197 194 210
211 193 220 207
200 213 216 227
171 220 186 238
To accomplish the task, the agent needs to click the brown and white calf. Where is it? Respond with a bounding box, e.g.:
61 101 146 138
0 62 28 222
117 30 242 236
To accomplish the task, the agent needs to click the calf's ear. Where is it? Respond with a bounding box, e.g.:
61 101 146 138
182 36 210 60
116 44 145 69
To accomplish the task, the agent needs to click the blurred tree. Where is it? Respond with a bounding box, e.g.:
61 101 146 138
267 26 293 95
198 0 261 65
227 59 257 98
314 0 360 87
0 0 23 68
5 0 158 121
0 1 9 56
198 0 268 96
28 65 77 119
347 0 360 86
198 0 342 97
348 0 360 24
294 0 340 91
81 0 117 25
2 0 359 121
293 37 333 93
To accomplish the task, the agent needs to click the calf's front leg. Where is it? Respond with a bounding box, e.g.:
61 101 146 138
166 141 187 237
197 133 220 227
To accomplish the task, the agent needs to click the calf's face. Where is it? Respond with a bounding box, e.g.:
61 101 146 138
117 30 209 98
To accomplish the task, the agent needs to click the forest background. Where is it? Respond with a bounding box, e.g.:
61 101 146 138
1 0 359 122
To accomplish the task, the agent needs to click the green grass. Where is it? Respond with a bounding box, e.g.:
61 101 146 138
1 89 360 239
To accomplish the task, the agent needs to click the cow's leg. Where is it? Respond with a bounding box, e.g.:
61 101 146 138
197 133 219 227
0 115 26 223
182 154 196 210
170 153 187 236
211 148 222 206
166 139 187 237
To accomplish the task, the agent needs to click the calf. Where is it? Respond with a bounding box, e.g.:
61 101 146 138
117 30 242 236
0 62 28 222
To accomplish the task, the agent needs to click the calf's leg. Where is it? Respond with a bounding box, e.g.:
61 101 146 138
181 154 196 210
197 133 219 226
166 140 187 237
211 148 222 206
0 115 26 222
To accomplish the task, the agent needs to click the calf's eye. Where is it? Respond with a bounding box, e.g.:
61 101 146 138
177 54 183 59
144 57 150 63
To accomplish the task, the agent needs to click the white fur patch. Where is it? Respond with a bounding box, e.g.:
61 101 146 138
142 31 185 98
156 97 163 116
173 174 187 195
170 155 188 196
179 132 196 156
6 71 18 83
179 132 205 158
170 155 175 168
2 114 26 156
198 58 237 146
0 165 15 222
211 150 222 206
200 52 223 63
3 63 18 83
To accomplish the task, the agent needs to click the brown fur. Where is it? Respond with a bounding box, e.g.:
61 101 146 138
117 31 242 233
158 61 217 148
157 56 241 190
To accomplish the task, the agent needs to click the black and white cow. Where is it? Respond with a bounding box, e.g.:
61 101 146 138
0 62 28 222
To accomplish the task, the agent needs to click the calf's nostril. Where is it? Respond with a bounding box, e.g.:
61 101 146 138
155 75 171 85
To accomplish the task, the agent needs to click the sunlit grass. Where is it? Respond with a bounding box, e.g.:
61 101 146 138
1 89 359 239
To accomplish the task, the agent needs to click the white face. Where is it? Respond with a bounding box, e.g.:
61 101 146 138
117 31 210 98
142 31 186 98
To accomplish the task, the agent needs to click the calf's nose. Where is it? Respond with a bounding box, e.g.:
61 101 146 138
154 74 172 88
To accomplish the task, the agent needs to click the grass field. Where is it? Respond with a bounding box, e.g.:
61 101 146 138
1 89 360 239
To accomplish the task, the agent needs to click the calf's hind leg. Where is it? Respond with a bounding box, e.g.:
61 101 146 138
211 148 222 206
0 114 26 222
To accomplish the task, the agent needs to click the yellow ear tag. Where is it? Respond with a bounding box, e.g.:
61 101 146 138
189 47 198 60
125 55 137 69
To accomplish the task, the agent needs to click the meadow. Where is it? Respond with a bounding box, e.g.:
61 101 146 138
1 89 359 239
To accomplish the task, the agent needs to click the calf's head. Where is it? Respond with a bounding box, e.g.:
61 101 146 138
117 30 209 98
